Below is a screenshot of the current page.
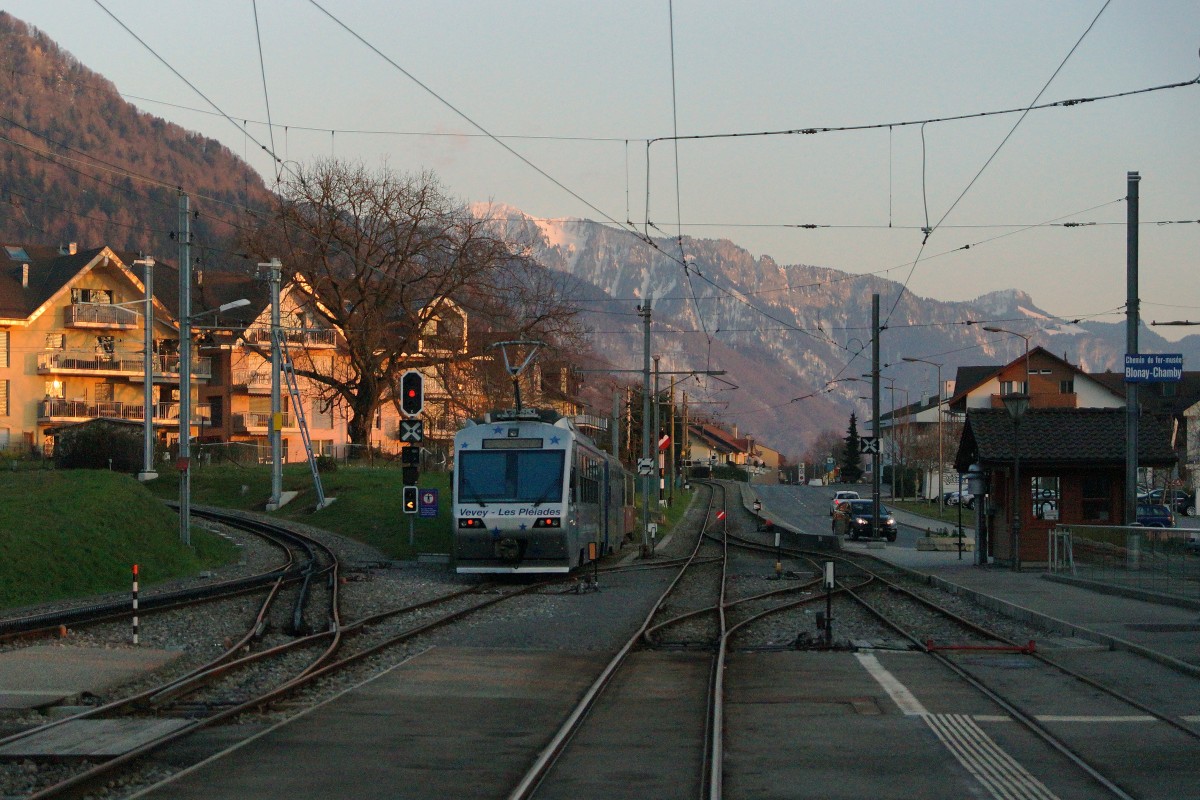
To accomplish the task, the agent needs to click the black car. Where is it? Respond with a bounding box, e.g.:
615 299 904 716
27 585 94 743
1135 504 1176 528
832 499 898 541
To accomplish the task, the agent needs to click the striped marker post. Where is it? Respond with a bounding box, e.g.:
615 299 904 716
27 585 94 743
132 564 139 646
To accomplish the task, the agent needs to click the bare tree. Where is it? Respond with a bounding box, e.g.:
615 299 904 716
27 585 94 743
243 160 582 448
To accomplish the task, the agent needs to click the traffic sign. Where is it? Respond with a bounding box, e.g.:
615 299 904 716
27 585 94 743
637 457 654 476
716 509 726 521
859 436 880 455
399 419 424 443
658 433 671 451
419 488 439 518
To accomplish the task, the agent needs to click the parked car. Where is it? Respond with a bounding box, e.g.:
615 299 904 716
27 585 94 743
832 499 898 541
1174 493 1197 517
830 490 859 516
1135 504 1176 528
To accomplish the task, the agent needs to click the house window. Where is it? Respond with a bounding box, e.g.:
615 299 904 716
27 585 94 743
1059 380 1074 394
95 335 115 357
94 382 114 403
0 330 7 368
45 333 65 350
209 397 224 428
1000 381 1027 395
1081 474 1111 522
0 380 8 416
45 380 65 399
71 288 112 304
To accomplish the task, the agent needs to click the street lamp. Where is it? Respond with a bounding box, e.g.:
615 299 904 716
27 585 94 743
903 357 944 516
870 374 909 501
982 326 1032 396
1001 392 1030 572
132 258 158 482
179 297 251 546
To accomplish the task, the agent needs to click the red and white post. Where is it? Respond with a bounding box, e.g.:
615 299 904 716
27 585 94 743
131 564 139 646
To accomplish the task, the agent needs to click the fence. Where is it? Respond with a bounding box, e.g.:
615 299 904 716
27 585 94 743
1049 524 1200 600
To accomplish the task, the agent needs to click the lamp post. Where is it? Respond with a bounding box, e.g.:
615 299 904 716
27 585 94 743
902 357 944 515
872 374 908 501
133 258 158 482
82 270 158 481
982 326 1032 396
178 298 251 546
1001 392 1030 572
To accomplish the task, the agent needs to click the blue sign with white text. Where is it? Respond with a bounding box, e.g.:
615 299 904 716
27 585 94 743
418 488 439 518
1124 353 1183 383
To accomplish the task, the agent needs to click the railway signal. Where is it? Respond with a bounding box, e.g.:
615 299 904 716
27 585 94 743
400 370 424 416
402 485 418 514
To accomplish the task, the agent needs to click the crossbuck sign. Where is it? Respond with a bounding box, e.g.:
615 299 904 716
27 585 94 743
859 436 880 455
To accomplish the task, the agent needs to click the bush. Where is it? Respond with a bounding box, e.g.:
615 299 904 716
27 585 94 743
52 421 145 472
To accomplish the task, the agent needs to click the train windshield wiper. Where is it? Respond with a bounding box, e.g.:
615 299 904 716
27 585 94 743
459 473 487 508
530 476 562 508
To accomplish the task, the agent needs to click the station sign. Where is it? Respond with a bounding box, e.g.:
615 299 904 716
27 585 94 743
1124 353 1183 383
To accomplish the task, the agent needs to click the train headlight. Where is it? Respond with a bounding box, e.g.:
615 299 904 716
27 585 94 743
533 517 561 528
458 518 485 529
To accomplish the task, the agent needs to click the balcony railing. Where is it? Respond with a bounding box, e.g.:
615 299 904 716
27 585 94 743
243 327 336 348
989 392 1079 410
37 351 212 381
65 303 140 328
231 368 273 391
38 399 211 425
232 411 294 432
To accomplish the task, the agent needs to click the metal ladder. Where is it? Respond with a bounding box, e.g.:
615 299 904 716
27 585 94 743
275 329 328 508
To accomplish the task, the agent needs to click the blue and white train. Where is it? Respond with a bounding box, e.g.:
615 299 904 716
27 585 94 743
453 409 634 574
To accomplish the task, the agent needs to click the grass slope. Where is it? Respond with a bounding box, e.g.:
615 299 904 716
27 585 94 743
0 470 239 609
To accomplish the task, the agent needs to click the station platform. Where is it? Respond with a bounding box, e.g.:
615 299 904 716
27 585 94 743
848 539 1200 676
0 644 180 710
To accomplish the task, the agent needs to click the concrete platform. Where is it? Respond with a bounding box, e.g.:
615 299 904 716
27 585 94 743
0 645 181 710
0 718 192 759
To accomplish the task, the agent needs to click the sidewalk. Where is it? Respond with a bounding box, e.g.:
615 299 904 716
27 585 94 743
854 540 1200 676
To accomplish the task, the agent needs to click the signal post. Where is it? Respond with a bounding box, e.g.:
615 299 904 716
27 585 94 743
399 370 424 545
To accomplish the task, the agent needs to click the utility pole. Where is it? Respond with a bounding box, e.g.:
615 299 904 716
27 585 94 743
640 299 653 556
266 259 283 510
177 192 192 547
654 355 662 506
871 294 881 536
668 379 677 505
1125 171 1140 524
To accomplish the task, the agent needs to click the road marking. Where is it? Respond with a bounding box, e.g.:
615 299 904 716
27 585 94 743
856 656 1062 800
926 714 1062 800
854 652 928 716
1036 715 1156 723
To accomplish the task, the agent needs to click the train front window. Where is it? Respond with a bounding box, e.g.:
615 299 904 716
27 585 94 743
458 450 565 504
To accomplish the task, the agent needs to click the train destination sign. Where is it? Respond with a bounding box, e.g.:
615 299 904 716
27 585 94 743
1124 353 1183 383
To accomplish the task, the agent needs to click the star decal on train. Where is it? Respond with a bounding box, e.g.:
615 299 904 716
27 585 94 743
549 435 560 444
518 523 528 531
493 426 504 434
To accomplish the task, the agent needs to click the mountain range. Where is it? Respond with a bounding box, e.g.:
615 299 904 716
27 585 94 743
3 12 1197 460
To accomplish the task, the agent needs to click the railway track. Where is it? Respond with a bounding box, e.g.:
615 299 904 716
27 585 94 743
0 510 560 800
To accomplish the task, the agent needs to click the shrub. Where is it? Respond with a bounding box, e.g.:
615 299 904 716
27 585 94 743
52 421 144 471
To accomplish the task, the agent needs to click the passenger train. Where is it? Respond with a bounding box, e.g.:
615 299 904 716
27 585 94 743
452 408 635 573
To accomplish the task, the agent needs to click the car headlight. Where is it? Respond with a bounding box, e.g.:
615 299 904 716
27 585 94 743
854 517 869 525
886 518 896 526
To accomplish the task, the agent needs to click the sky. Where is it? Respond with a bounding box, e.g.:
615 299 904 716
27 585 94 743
5 0 1199 341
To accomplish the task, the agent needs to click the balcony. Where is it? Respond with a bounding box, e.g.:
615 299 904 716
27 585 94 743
38 351 212 381
65 303 139 329
38 399 211 426
231 368 273 394
232 411 295 433
243 327 336 348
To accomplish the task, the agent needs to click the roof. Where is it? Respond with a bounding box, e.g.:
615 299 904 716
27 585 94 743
1089 371 1200 419
689 423 744 455
954 407 1176 471
0 242 267 327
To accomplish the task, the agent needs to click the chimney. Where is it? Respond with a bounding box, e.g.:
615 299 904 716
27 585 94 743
732 424 738 438
22 263 29 288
